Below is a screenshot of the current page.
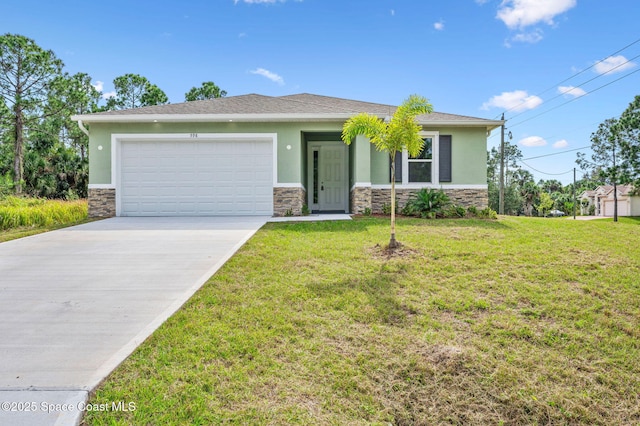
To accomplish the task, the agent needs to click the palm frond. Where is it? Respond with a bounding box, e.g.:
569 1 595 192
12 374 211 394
341 113 387 150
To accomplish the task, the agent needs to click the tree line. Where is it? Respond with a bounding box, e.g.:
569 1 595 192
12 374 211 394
487 142 598 217
488 94 640 216
0 33 226 199
2 33 638 206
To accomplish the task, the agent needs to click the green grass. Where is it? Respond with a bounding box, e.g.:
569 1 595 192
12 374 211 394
83 216 640 425
0 196 88 242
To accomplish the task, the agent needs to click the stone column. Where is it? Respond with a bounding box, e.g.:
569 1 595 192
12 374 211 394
88 188 116 217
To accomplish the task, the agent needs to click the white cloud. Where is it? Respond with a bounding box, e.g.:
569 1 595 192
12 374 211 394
553 139 569 149
510 29 543 44
557 85 587 98
250 68 285 85
519 136 547 147
497 0 576 29
481 90 543 112
92 81 104 92
434 20 444 31
594 55 636 75
390 9 395 16
102 91 116 100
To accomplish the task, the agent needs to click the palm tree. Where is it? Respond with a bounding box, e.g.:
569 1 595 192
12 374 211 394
521 181 540 216
341 94 433 249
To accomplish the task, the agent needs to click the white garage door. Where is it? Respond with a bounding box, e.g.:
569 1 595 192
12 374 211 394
603 200 629 217
119 139 273 216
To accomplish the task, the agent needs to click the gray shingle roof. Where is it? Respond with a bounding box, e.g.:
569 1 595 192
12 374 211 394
595 184 635 196
73 93 503 129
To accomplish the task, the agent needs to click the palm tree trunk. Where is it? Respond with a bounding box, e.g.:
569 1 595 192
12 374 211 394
389 157 398 249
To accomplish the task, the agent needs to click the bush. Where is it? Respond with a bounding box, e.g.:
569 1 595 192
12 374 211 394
477 207 498 219
443 205 466 218
0 173 14 198
404 188 450 218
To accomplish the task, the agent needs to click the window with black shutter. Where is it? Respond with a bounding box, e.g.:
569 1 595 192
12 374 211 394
390 151 403 182
408 137 433 183
439 135 452 182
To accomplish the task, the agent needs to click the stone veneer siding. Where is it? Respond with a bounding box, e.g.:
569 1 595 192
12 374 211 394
273 186 306 216
350 186 372 214
88 188 116 218
370 187 488 213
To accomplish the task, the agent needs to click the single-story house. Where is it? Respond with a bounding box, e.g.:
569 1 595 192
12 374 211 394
72 93 503 217
580 184 640 216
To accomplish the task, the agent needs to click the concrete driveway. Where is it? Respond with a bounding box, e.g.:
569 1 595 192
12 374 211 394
0 216 267 426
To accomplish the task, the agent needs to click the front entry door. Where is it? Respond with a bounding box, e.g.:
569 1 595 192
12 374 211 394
308 142 348 212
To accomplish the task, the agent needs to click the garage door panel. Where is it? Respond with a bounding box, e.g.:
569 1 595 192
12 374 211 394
235 186 254 196
120 139 273 216
198 171 215 180
603 200 629 216
255 169 272 179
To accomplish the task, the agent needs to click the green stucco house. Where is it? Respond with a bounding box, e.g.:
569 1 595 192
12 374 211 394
72 93 502 217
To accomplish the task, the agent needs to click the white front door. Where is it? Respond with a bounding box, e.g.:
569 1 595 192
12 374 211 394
308 142 348 212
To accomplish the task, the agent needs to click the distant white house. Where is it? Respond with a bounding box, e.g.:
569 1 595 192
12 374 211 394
580 184 640 217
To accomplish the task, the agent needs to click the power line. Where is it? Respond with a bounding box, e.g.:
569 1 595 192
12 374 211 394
508 67 640 129
521 145 591 161
506 52 640 122
494 36 640 118
519 160 574 176
488 120 601 146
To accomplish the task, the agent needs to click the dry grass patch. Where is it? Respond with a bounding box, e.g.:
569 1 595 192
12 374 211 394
0 197 89 242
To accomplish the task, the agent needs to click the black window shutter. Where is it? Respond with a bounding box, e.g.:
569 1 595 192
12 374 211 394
390 151 402 182
439 135 452 182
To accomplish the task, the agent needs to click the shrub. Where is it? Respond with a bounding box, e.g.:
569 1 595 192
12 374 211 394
467 206 478 216
381 203 392 215
363 207 372 216
301 204 310 216
404 188 450 218
0 173 14 198
477 207 498 219
564 202 574 215
443 205 466 218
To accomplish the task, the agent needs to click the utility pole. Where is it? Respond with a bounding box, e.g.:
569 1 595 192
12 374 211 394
499 113 505 215
613 141 618 222
573 168 576 220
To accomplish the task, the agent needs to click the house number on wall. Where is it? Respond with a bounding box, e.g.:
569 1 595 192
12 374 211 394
190 133 198 138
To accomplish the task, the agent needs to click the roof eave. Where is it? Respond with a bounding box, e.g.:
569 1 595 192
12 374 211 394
71 114 504 131
419 120 503 132
71 113 361 123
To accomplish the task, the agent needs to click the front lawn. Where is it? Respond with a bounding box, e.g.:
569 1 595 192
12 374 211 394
83 216 640 425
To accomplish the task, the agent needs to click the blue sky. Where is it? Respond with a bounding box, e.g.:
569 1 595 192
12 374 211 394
3 0 640 184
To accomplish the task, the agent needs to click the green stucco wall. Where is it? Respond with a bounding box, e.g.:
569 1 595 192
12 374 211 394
439 127 488 185
87 121 344 185
353 135 371 184
87 121 488 188
370 127 488 185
